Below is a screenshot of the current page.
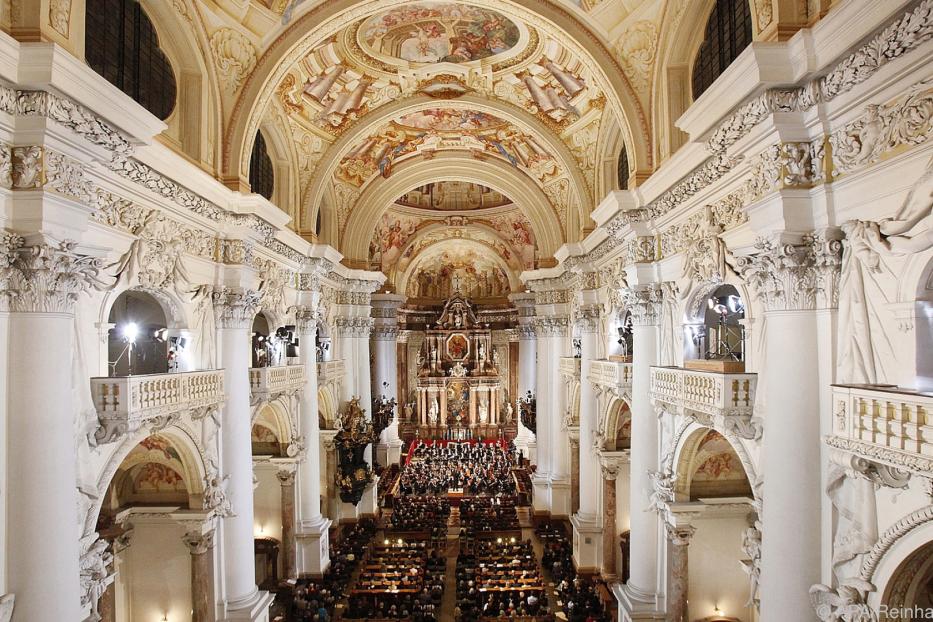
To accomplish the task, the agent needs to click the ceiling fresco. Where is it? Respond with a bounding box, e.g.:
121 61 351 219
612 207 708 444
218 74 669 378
395 182 512 210
358 3 522 65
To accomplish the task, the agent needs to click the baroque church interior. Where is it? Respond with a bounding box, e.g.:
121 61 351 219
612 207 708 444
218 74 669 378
0 0 931 621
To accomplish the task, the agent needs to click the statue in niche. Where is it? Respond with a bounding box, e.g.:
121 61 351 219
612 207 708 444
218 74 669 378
740 521 762 607
429 397 440 425
478 341 486 360
503 400 514 423
403 402 414 421
478 400 489 424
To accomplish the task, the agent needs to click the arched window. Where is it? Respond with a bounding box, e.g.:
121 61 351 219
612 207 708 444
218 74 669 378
86 0 177 120
249 130 275 201
691 0 754 100
617 146 629 190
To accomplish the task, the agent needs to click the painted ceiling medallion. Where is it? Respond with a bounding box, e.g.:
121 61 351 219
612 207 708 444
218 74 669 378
359 2 520 65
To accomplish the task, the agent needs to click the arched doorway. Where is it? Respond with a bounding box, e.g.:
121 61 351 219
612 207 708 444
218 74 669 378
107 290 170 376
671 428 756 621
97 432 211 622
881 540 933 616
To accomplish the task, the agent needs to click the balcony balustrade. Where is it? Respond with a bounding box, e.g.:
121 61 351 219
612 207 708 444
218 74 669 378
91 370 226 444
559 357 581 379
588 359 633 392
827 384 932 475
318 359 345 385
249 364 305 402
649 366 760 439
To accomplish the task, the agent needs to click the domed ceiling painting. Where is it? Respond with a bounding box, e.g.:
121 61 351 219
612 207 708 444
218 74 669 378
359 3 521 64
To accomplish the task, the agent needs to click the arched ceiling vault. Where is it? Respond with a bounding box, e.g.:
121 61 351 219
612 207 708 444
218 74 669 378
304 94 592 240
341 152 564 262
222 0 651 198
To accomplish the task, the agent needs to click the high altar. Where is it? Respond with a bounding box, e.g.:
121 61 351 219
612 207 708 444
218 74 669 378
414 295 508 440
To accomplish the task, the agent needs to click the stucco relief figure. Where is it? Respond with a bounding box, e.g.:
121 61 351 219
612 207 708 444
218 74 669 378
647 469 676 513
740 522 762 607
825 453 879 585
429 397 440 425
504 400 514 423
839 157 933 383
0 594 13 622
80 538 115 621
204 464 234 518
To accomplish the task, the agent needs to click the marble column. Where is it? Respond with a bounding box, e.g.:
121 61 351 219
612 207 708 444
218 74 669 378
531 318 554 515
572 304 602 571
736 235 840 621
600 459 622 578
3 237 95 621
277 465 297 579
547 318 571 517
665 524 695 622
569 434 580 515
509 293 537 461
294 305 331 576
213 287 272 619
181 527 217 622
619 285 663 618
371 293 405 466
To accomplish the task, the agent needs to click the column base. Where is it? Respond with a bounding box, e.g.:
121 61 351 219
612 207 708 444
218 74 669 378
532 473 550 515
297 516 332 578
358 480 379 518
386 439 404 466
612 583 664 622
222 590 274 622
514 438 536 466
548 477 571 518
571 514 603 573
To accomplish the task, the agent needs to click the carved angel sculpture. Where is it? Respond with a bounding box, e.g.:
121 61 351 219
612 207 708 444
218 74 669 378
646 469 676 513
809 579 877 622
203 463 234 518
740 522 762 607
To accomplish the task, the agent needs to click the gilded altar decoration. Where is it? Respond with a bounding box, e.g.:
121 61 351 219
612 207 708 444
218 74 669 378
335 397 377 505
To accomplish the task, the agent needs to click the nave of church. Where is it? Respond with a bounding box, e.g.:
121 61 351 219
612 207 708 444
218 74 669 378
0 0 931 621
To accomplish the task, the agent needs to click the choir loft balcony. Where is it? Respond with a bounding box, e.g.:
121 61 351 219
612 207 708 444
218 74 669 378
826 384 932 476
91 370 226 444
649 366 760 440
318 359 345 384
249 364 305 403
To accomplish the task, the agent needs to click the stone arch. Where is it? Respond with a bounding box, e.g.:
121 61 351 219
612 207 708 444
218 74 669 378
868 517 933 610
221 0 651 194
86 425 209 539
251 398 297 448
137 0 223 166
317 386 338 429
341 152 565 263
679 276 754 362
672 423 755 502
302 94 590 240
601 396 631 451
880 538 933 610
100 284 189 332
595 111 629 199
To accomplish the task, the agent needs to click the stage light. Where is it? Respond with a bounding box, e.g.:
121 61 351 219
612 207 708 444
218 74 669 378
397 538 403 545
714 606 724 616
384 539 390 545
497 537 503 544
153 327 167 343
510 537 516 543
121 322 139 343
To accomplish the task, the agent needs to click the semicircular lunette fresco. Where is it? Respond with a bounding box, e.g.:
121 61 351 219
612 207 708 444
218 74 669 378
405 245 512 302
396 181 512 210
359 3 521 64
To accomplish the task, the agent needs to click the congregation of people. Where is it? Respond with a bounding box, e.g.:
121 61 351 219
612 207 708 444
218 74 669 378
455 539 546 620
388 496 450 545
537 522 611 622
344 540 446 621
399 441 517 496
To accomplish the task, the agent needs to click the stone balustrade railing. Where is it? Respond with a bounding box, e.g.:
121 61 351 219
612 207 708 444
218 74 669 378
559 357 582 379
826 384 932 475
650 366 756 416
249 364 305 400
588 359 633 392
318 359 345 384
91 370 226 444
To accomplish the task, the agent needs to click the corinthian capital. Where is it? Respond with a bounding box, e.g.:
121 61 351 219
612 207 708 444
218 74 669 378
573 304 601 334
292 304 320 335
533 316 569 338
181 529 216 555
734 230 842 311
622 284 666 326
0 233 108 313
210 286 262 329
